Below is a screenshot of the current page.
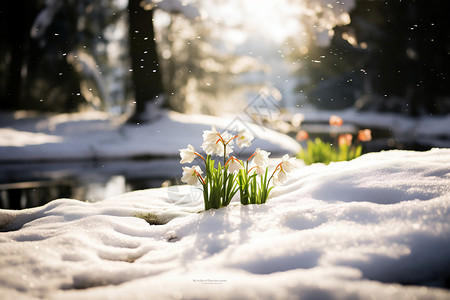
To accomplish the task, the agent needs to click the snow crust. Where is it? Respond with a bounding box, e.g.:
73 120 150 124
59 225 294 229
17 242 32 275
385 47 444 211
1 148 449 299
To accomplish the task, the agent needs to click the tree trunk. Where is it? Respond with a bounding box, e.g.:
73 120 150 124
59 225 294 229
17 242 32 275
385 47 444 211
0 0 37 110
127 0 165 123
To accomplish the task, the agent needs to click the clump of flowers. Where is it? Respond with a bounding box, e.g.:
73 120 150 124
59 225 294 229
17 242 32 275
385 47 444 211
237 149 295 205
179 127 295 210
296 115 372 165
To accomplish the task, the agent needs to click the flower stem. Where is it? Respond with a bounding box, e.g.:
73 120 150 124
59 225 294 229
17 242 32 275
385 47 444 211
248 166 257 174
196 171 205 185
223 143 227 206
195 152 206 164
269 163 283 182
247 152 256 162
225 134 238 145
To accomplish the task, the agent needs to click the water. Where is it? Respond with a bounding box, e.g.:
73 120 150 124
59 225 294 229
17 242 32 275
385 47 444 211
0 158 182 210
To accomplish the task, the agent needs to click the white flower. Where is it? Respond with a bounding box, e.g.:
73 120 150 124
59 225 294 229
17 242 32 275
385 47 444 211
227 157 243 174
252 148 271 167
181 165 202 185
249 164 266 176
220 131 234 145
219 131 234 157
179 144 196 164
280 154 295 173
201 126 222 155
273 169 288 185
236 129 254 148
202 126 220 145
201 128 233 157
202 141 223 156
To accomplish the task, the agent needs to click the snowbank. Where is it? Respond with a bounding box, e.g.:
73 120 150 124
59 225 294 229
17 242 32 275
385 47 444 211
1 148 449 299
0 110 300 162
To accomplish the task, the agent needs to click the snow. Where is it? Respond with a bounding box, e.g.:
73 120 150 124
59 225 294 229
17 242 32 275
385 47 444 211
1 145 450 299
1 110 450 299
0 110 300 162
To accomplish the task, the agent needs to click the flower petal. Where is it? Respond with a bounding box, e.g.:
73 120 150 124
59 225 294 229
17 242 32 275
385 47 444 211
179 144 196 164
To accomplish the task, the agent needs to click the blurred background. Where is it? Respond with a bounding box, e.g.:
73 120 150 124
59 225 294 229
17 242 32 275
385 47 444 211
3 0 449 117
1 0 449 209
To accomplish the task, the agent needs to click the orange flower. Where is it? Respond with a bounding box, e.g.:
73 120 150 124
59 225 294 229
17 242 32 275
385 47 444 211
358 129 372 142
338 133 353 146
295 130 309 141
329 115 343 127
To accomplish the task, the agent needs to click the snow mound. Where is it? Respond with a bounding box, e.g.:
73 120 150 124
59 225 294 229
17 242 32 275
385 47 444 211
1 149 449 299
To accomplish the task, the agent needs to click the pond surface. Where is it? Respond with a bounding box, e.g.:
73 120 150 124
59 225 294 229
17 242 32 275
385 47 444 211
0 158 183 210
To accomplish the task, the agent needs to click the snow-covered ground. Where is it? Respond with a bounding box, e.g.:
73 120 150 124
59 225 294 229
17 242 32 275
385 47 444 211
1 109 450 299
0 110 300 162
0 148 449 299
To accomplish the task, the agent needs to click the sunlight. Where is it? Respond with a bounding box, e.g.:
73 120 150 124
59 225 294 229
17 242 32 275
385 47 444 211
152 0 356 113
201 0 305 45
0 128 63 147
241 0 305 44
196 0 355 48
